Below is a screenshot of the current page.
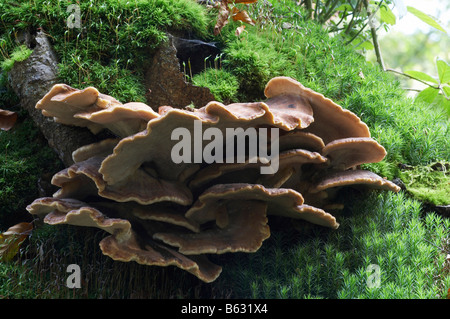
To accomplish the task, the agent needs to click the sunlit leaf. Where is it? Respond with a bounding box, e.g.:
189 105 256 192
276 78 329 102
406 6 447 33
379 4 396 25
354 38 374 50
336 4 353 12
404 70 438 84
0 109 17 131
416 86 439 104
436 58 450 84
0 222 33 262
441 85 450 98
433 94 450 117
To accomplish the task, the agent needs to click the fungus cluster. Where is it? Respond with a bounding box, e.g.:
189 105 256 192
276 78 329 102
27 77 400 282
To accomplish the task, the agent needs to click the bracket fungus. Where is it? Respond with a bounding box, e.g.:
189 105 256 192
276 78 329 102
27 76 400 283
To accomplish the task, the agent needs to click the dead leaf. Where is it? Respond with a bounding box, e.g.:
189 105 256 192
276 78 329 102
231 7 256 25
235 25 246 37
0 109 17 131
0 222 33 262
214 0 230 35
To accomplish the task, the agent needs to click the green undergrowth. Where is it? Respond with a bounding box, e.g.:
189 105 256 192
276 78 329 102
213 191 450 299
1 191 448 299
0 45 32 72
0 111 63 229
194 0 449 169
0 0 210 102
398 162 449 206
0 224 205 298
192 68 239 103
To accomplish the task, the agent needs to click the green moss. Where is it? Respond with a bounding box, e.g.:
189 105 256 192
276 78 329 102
192 68 239 103
0 116 62 229
0 0 210 102
193 0 449 167
214 192 450 298
0 45 32 72
398 162 450 206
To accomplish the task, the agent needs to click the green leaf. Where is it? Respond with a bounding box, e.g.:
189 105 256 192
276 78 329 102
379 4 396 25
336 4 354 12
406 6 447 33
436 58 450 84
354 36 374 50
416 86 439 104
404 70 438 84
442 85 450 98
432 93 450 117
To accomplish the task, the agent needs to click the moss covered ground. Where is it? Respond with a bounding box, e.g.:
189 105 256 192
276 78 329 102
0 0 448 299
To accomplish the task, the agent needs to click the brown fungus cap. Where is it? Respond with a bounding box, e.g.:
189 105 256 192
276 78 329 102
52 157 193 206
99 96 317 185
93 201 200 233
27 197 87 217
26 197 132 242
185 183 338 229
100 233 222 283
74 102 160 137
27 197 220 283
278 131 325 152
322 137 387 170
72 138 120 163
310 169 401 193
154 200 271 255
264 77 371 144
213 97 314 130
188 148 328 191
35 84 104 130
36 84 159 137
186 183 303 224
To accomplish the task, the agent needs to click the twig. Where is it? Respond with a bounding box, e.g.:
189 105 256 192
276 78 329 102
363 0 385 70
345 21 368 45
344 0 362 35
322 0 341 23
404 88 422 92
385 68 440 90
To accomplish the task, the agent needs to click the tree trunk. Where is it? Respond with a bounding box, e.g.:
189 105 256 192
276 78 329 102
8 30 97 167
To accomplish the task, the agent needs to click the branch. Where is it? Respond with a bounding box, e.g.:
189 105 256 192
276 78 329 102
345 21 368 45
385 68 440 90
363 0 385 70
344 0 362 34
321 0 341 23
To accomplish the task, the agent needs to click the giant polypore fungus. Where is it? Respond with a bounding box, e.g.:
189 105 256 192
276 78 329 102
27 76 400 283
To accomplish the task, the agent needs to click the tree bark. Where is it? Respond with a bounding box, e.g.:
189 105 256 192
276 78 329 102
8 30 97 167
